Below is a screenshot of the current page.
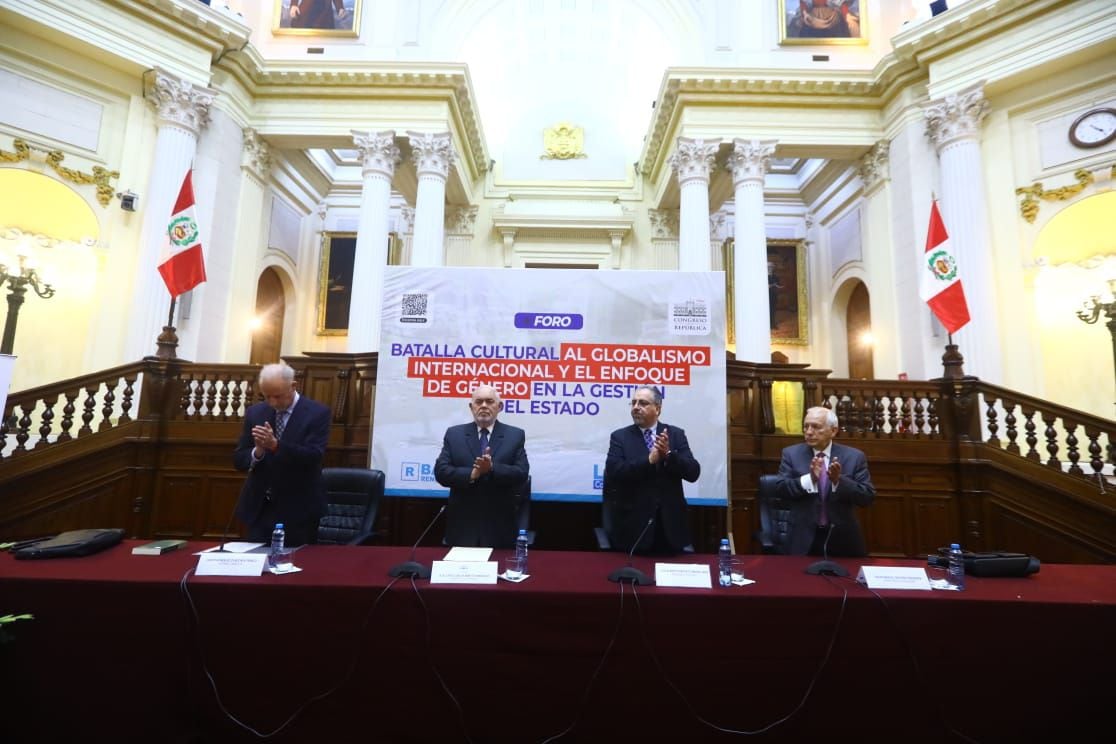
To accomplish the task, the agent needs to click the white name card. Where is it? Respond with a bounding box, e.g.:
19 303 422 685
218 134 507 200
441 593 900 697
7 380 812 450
655 562 713 589
856 565 933 590
196 552 268 577
430 560 499 584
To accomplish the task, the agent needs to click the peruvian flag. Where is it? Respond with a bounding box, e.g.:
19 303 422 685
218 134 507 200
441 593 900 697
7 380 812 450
158 170 207 298
919 201 970 334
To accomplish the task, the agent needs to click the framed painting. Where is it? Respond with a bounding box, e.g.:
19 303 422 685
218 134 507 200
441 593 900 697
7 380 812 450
778 0 866 45
274 0 361 37
317 232 401 334
768 239 809 345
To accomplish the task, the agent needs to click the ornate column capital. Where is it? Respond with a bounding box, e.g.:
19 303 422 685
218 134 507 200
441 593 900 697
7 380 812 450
648 208 680 239
352 130 400 178
444 206 478 235
398 206 416 235
669 137 720 186
408 131 455 179
143 68 216 137
729 138 776 186
857 139 890 192
709 210 733 242
924 83 989 151
241 127 272 182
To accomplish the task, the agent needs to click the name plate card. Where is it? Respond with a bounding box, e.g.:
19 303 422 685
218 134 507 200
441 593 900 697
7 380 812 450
430 560 499 585
856 565 932 591
196 552 268 577
655 563 713 589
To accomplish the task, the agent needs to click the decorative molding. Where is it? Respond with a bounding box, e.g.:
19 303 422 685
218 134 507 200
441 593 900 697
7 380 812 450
648 208 680 239
924 83 988 151
316 201 328 222
1014 166 1113 224
0 225 97 248
669 137 720 186
352 130 400 179
857 139 891 192
241 127 272 181
444 206 478 235
143 68 217 138
709 210 733 242
0 138 119 207
1029 254 1113 270
728 138 776 185
398 206 416 235
408 131 454 179
541 122 587 160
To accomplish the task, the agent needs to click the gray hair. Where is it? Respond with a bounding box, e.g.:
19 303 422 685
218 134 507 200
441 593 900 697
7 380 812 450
636 385 663 406
259 363 294 386
806 405 838 428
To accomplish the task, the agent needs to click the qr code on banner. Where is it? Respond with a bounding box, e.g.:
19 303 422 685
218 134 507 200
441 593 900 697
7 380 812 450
400 293 429 324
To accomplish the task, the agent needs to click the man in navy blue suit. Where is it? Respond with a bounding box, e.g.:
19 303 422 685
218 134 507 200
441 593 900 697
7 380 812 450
233 363 331 546
434 384 529 548
604 385 701 555
775 406 875 557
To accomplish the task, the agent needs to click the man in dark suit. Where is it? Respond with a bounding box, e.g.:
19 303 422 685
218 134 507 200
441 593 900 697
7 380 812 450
233 363 331 546
775 406 875 557
604 385 701 555
434 384 529 548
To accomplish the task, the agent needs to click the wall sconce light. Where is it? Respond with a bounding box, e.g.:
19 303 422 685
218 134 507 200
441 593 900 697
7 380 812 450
117 190 139 212
0 251 56 355
1076 278 1116 395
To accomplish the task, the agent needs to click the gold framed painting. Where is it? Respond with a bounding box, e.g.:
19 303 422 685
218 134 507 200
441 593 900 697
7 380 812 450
768 239 809 345
778 0 866 45
274 0 361 37
317 232 401 334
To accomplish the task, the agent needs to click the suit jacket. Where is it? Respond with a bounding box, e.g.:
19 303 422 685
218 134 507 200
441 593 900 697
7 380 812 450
232 397 331 545
604 422 700 555
434 420 529 548
774 441 875 557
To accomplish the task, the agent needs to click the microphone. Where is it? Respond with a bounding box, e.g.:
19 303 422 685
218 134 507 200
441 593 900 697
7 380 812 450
607 517 655 585
806 523 848 577
215 497 241 553
389 504 447 579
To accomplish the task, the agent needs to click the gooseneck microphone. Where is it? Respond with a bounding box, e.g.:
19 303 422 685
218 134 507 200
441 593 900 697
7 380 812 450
607 517 655 585
805 523 848 577
389 504 447 579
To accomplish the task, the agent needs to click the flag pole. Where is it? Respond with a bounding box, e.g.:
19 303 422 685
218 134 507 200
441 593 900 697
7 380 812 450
167 296 176 329
150 294 180 361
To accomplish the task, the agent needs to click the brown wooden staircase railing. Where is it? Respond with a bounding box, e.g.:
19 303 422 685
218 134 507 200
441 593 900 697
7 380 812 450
2 352 1113 562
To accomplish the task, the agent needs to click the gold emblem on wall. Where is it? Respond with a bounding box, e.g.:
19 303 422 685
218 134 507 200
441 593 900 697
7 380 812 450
541 122 587 160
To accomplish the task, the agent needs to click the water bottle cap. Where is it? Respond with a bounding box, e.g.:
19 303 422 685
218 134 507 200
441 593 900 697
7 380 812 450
275 523 284 529
950 543 960 550
721 538 729 545
518 529 527 536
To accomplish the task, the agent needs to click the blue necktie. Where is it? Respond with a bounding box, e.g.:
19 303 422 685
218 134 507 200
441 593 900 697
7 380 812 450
479 428 489 453
275 410 289 440
643 428 655 451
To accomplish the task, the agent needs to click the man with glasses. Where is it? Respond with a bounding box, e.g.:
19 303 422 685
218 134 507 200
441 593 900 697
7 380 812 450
434 384 530 548
604 385 701 555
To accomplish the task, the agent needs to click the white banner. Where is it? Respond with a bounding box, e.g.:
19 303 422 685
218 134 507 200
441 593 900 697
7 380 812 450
372 267 727 504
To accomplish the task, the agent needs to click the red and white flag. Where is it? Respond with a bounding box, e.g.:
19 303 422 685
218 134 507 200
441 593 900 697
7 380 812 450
158 170 207 298
919 201 970 334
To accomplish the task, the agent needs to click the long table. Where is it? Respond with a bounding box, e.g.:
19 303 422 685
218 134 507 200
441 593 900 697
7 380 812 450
2 542 1113 743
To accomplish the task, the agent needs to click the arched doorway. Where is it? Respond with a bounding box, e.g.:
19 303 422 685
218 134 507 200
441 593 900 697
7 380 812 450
846 281 873 379
249 268 285 365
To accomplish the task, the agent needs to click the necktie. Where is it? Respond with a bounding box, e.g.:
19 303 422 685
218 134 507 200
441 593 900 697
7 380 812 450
817 452 829 526
479 427 490 453
643 428 655 451
274 410 289 440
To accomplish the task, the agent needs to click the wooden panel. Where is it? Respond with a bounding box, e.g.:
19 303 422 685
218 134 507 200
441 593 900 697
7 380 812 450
150 475 206 536
861 494 906 556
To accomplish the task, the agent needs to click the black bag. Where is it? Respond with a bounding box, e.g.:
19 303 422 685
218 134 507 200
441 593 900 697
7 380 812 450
11 528 125 560
929 548 1040 577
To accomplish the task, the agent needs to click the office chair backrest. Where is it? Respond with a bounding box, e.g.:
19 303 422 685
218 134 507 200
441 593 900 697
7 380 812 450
317 467 385 545
756 474 796 555
594 478 619 550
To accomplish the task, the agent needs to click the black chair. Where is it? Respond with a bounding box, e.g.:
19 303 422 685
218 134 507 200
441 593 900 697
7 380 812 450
514 476 535 546
755 474 798 555
317 467 384 546
594 481 618 551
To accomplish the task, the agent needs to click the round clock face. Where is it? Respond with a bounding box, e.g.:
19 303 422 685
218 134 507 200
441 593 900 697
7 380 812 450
1069 108 1116 148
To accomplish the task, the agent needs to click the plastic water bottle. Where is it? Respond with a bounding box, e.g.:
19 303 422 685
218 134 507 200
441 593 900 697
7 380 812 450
515 529 529 575
718 538 733 587
268 522 286 570
947 543 966 591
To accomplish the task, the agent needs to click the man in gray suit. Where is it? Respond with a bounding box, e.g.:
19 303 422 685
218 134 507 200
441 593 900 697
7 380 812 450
775 406 875 557
434 384 529 548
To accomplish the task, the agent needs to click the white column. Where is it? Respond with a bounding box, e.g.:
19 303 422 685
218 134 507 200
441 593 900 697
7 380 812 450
126 69 216 360
348 130 400 352
925 84 1003 383
408 131 454 267
728 139 776 363
669 136 720 272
